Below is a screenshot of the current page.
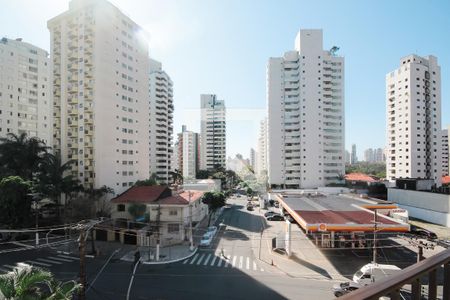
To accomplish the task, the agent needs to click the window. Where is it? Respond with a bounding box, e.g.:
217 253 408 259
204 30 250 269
117 204 125 212
169 210 178 216
168 224 179 233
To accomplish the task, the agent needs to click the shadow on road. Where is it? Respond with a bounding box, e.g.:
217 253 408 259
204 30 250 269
289 253 333 279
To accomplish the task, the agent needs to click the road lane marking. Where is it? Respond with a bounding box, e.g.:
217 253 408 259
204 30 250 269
36 258 62 265
203 254 211 265
189 254 199 265
183 259 189 264
57 255 80 260
196 254 205 265
246 257 250 270
232 256 237 267
210 255 217 266
253 261 257 271
48 256 73 262
26 260 51 267
217 258 223 267
238 256 243 269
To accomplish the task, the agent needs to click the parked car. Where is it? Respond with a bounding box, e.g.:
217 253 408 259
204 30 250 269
246 204 254 211
205 226 218 238
264 211 278 217
332 281 362 297
410 225 438 240
266 215 285 221
199 234 213 247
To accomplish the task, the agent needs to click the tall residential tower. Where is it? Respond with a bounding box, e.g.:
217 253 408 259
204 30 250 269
0 37 51 144
200 94 226 170
148 58 174 184
267 29 345 189
386 55 442 185
48 0 150 193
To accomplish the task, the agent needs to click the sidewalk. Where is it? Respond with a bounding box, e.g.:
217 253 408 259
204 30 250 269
121 243 197 264
254 209 347 282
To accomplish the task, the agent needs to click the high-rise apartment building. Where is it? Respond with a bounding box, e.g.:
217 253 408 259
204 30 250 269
386 54 442 185
249 148 256 171
442 127 449 176
364 147 385 163
177 126 199 179
351 144 357 165
345 150 350 165
200 94 226 170
256 117 268 177
0 37 52 145
267 29 345 189
48 0 150 193
364 148 374 163
148 58 173 184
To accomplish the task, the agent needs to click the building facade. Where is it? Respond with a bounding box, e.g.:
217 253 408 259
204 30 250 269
200 94 226 170
256 117 268 176
442 127 449 177
48 0 150 193
364 147 385 163
351 144 357 165
177 126 200 180
267 29 345 189
386 54 442 186
0 37 52 145
249 148 256 171
148 58 174 184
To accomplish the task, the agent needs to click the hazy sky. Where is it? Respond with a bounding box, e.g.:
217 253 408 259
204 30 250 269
2 0 449 159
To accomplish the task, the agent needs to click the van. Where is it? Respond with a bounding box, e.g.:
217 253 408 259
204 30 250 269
353 263 401 285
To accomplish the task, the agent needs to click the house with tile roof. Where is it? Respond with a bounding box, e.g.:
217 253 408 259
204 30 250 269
109 185 207 246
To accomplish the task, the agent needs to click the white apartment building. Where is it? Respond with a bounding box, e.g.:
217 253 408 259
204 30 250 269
267 29 345 189
250 148 256 171
177 126 199 179
442 127 449 176
48 0 150 194
0 37 52 145
149 58 174 184
364 147 385 163
386 54 442 186
256 117 268 176
351 144 357 165
200 94 226 170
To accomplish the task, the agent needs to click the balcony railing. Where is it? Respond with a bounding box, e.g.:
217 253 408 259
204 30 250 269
339 249 450 300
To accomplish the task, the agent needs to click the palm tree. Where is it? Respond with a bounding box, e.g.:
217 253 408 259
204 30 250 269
0 263 79 300
34 152 82 218
0 133 48 180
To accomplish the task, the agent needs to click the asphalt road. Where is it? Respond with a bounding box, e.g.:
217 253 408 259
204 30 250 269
0 197 340 300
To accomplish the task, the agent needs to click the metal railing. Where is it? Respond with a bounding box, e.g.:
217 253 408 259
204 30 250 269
339 249 450 300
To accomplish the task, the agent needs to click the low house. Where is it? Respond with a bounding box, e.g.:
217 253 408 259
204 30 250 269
109 186 206 246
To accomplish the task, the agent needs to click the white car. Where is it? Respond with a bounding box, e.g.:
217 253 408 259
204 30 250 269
199 234 213 247
206 226 218 237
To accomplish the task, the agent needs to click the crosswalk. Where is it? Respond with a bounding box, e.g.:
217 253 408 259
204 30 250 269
0 254 80 273
182 253 265 272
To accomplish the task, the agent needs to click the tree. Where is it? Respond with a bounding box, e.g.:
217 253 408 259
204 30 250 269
135 174 158 186
246 187 253 197
168 169 183 185
0 176 32 228
128 204 147 220
0 133 48 180
202 191 226 226
0 263 80 299
196 169 211 179
34 152 82 218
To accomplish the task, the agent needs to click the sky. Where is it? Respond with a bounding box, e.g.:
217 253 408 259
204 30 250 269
1 0 449 160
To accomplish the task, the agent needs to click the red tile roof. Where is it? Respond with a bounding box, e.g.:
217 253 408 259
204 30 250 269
111 185 170 204
443 176 450 185
155 190 204 205
345 173 377 182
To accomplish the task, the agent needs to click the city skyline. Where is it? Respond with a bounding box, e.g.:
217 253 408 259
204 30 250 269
1 0 449 159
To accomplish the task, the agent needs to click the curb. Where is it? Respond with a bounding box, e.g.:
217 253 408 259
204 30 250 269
140 247 198 265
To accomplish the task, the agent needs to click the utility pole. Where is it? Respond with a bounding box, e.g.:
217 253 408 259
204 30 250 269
78 226 86 300
156 204 161 261
189 192 194 251
373 209 378 264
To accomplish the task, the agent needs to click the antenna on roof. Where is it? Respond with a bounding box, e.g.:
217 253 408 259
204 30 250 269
330 46 340 56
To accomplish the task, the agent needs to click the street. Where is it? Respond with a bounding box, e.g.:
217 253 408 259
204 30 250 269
0 195 433 300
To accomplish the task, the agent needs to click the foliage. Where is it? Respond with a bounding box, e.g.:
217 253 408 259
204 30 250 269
128 204 147 219
0 263 80 299
168 169 183 185
345 162 386 178
67 185 114 220
196 168 241 190
0 176 32 228
0 133 48 180
135 173 159 186
246 187 253 196
202 191 226 226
